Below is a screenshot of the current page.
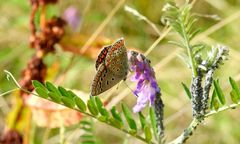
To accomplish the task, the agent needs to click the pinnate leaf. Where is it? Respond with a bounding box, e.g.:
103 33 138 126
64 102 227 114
48 92 61 103
181 82 191 99
111 106 123 123
74 96 86 112
144 125 152 142
32 80 46 89
35 87 48 98
61 97 75 108
213 80 226 105
87 98 99 116
121 103 137 132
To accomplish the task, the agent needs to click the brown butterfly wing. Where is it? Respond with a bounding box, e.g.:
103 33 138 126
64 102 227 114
95 45 111 70
90 63 125 96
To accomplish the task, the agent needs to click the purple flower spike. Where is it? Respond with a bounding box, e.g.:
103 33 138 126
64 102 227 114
63 6 81 32
128 51 160 113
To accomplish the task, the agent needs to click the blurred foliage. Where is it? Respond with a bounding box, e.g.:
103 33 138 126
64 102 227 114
1 0 240 144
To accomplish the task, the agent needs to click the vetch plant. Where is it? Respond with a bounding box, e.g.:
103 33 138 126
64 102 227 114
162 1 230 120
128 50 164 137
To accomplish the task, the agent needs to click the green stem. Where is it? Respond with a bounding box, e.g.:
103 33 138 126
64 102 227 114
0 88 19 97
168 118 199 144
180 19 197 77
205 101 240 117
168 101 240 144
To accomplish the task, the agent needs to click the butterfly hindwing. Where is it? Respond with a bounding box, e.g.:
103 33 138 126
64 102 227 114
91 63 124 96
95 45 111 70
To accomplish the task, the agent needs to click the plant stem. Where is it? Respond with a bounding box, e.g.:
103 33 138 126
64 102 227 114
205 101 240 117
168 101 240 144
180 19 197 77
0 88 19 97
168 118 199 144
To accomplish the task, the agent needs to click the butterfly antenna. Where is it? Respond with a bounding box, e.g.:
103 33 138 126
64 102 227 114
123 81 139 97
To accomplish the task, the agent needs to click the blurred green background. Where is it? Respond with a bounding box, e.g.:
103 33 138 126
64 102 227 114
1 0 240 143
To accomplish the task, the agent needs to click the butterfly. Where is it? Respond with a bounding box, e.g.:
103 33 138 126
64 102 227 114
90 38 129 96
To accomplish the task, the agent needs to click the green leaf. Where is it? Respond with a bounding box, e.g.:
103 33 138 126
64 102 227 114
138 112 146 130
32 80 46 90
213 98 220 111
144 125 152 142
230 90 239 104
210 90 216 109
81 134 94 140
168 41 186 48
81 127 92 132
181 82 191 99
79 120 93 132
58 86 71 98
97 116 108 122
80 120 91 126
149 107 157 140
48 92 61 103
61 97 75 108
110 106 122 122
94 97 103 108
189 29 201 41
100 108 109 118
46 82 61 95
94 97 109 117
193 44 205 56
35 87 48 99
121 103 137 131
67 90 78 97
109 117 123 129
210 90 219 110
186 16 197 34
213 80 226 105
87 99 99 116
229 77 240 99
74 96 86 112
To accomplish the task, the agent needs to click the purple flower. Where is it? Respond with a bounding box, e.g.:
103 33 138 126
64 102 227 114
63 6 81 32
128 51 160 113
